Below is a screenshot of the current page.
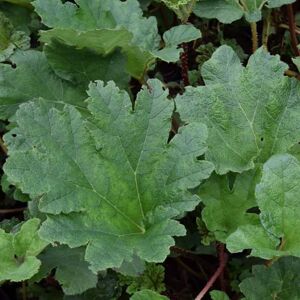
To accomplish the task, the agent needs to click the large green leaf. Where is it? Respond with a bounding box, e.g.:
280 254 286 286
199 169 260 242
0 218 48 282
33 0 201 79
0 50 86 120
4 79 214 272
176 45 300 174
194 0 296 23
34 246 97 295
240 257 300 299
227 154 300 259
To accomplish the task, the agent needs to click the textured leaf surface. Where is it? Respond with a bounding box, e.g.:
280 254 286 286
4 79 214 272
199 169 260 242
131 290 168 300
240 257 300 299
176 45 300 174
0 219 48 282
0 50 86 120
34 246 97 295
227 154 300 259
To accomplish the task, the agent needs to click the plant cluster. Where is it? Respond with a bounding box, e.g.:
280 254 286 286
0 0 300 299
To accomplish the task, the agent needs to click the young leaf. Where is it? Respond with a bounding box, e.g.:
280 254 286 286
120 263 165 295
176 45 300 174
240 257 300 299
4 79 214 272
0 218 48 282
33 246 97 295
227 154 300 259
0 50 86 120
199 169 260 242
130 290 168 300
210 290 230 300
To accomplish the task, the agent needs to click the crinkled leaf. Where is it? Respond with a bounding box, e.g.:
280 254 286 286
176 45 300 174
0 12 30 62
33 245 97 295
227 154 300 259
0 50 86 120
199 169 260 242
44 39 130 89
4 79 214 272
240 257 300 299
131 290 168 300
0 218 48 282
120 263 165 295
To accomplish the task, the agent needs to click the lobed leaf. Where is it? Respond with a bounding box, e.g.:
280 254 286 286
4 79 214 272
176 45 300 174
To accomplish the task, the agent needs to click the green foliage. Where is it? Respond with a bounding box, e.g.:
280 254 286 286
0 50 86 120
0 219 48 282
1 1 300 298
227 154 300 259
33 246 98 295
131 289 169 300
176 45 300 174
240 257 300 299
4 79 214 272
210 290 230 300
0 12 30 62
199 169 260 242
33 0 201 79
194 0 297 23
120 263 165 295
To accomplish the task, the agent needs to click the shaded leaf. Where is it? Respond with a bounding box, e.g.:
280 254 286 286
240 257 300 299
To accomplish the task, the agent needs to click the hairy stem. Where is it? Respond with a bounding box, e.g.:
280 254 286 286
250 22 258 52
262 9 272 50
195 244 228 300
287 4 300 56
181 43 190 86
